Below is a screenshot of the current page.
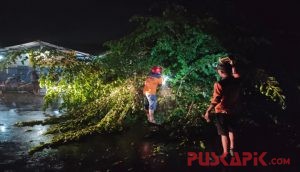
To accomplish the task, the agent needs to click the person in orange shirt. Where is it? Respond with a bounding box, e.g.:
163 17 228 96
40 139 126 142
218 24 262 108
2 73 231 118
143 66 163 124
204 61 242 158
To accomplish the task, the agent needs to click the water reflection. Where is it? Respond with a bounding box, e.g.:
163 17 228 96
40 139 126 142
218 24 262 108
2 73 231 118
53 110 60 115
0 94 50 143
140 142 153 159
0 93 196 171
0 125 6 132
0 92 228 171
0 93 59 169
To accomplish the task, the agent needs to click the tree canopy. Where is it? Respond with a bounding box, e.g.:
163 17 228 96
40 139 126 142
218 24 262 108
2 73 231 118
3 6 286 154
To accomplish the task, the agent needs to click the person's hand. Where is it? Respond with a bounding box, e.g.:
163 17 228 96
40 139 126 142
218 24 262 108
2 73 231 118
219 57 235 65
203 111 211 123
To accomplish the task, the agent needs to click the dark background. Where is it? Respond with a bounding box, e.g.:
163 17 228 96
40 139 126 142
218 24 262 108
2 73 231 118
0 1 299 170
1 0 300 82
0 0 156 54
1 0 299 52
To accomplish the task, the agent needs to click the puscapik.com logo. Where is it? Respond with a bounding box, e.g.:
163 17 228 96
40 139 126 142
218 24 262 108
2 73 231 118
187 152 291 167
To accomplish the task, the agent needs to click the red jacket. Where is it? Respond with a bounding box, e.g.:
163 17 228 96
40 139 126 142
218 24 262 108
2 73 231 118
211 77 242 114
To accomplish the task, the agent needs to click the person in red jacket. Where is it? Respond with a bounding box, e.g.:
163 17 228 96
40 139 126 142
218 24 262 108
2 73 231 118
204 61 242 158
143 66 163 124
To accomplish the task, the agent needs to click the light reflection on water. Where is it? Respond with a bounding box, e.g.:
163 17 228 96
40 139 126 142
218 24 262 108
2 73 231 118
0 93 54 143
0 93 59 167
0 125 6 132
140 142 153 158
0 93 182 171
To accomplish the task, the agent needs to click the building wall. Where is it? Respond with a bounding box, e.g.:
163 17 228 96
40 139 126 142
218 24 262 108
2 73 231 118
0 66 32 83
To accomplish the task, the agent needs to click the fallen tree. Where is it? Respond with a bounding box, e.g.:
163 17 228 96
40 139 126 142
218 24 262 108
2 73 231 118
2 6 286 154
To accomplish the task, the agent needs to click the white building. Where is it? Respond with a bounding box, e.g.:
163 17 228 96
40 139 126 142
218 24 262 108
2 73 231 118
0 41 91 82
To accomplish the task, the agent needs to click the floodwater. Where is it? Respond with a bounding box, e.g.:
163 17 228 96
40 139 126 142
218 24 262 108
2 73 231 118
0 93 298 172
0 93 190 172
0 93 55 170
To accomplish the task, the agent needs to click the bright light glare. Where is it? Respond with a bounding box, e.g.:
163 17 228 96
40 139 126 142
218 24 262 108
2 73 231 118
0 54 4 60
51 86 58 91
53 110 60 115
0 126 6 132
162 75 170 86
36 125 47 136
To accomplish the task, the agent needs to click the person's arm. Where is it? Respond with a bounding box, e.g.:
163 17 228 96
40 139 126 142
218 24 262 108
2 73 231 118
159 77 163 85
204 104 216 122
203 82 222 122
206 104 215 113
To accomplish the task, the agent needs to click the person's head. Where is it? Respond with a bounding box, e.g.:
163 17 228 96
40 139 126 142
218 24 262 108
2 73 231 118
151 66 163 74
215 63 232 78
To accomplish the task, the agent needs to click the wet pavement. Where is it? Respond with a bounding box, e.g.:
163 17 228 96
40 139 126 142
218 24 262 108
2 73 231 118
0 93 188 172
0 93 298 172
0 93 55 171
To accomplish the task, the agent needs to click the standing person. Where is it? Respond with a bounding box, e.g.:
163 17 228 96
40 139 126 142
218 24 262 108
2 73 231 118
30 69 40 95
203 62 242 158
143 66 163 124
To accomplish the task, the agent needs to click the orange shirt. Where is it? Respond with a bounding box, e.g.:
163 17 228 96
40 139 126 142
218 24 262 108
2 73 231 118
211 77 241 114
143 76 163 95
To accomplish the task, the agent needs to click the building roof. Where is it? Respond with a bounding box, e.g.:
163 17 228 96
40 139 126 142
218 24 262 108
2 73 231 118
0 40 90 59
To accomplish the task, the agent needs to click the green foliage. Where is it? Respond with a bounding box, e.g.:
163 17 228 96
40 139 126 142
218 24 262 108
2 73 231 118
255 69 286 109
101 9 230 126
0 50 30 70
2 7 286 153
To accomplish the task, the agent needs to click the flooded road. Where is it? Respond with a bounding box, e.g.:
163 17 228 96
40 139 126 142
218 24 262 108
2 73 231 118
0 93 189 172
0 93 298 172
0 93 57 170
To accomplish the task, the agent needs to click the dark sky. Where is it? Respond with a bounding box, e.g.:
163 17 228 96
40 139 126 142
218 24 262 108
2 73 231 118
1 0 300 55
0 0 156 53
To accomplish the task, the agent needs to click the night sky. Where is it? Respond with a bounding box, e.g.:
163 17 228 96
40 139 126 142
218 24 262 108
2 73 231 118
1 0 300 59
0 0 156 54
